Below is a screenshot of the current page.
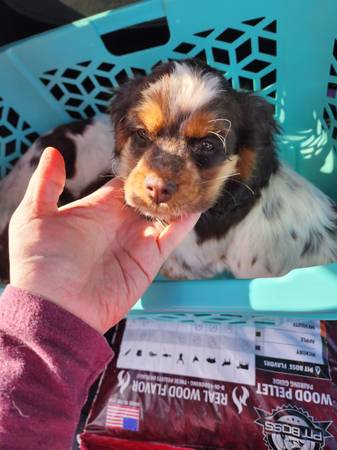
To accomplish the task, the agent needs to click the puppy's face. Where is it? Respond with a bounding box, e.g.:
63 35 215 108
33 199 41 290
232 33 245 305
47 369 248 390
111 61 242 220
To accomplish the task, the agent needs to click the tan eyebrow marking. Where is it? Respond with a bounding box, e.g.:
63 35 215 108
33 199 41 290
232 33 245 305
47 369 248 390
136 98 164 134
183 111 216 138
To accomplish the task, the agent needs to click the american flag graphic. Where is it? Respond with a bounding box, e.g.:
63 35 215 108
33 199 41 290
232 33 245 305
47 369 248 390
105 402 140 431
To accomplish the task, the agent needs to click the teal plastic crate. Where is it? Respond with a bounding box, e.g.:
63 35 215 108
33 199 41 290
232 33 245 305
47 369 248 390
0 0 337 324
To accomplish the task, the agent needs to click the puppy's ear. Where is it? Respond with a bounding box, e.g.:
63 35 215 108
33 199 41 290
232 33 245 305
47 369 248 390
109 76 146 125
109 76 146 154
240 93 279 149
235 92 279 185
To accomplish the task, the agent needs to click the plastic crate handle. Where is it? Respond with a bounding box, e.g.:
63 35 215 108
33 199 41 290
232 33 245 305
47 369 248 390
90 0 167 36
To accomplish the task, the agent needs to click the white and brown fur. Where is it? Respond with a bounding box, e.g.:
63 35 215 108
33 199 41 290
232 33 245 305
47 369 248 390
0 60 336 282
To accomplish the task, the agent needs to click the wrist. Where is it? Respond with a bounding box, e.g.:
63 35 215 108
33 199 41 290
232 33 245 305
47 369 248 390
10 275 106 334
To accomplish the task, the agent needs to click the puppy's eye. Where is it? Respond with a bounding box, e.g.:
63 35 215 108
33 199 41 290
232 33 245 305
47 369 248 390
135 128 149 141
200 140 214 152
189 136 219 155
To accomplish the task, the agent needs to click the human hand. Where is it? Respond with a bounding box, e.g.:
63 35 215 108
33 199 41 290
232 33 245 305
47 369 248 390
9 148 200 333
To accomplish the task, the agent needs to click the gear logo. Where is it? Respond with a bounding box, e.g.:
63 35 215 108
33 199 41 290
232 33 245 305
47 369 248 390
255 404 332 450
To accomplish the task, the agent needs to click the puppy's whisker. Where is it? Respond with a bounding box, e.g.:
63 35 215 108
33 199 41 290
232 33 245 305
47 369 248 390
209 118 232 125
171 201 188 213
229 178 255 196
208 118 232 151
155 218 168 228
208 118 232 133
221 187 237 206
209 131 226 148
199 172 239 184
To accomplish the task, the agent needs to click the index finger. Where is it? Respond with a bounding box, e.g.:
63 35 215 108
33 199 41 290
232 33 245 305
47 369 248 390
59 176 125 212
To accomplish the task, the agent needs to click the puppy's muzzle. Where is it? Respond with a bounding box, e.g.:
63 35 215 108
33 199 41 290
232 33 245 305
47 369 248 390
144 175 177 205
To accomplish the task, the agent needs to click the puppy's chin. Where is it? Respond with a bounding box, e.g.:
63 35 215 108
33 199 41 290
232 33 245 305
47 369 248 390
125 193 203 222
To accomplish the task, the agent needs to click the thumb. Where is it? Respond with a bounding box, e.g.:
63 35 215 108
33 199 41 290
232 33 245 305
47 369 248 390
23 147 66 215
157 213 201 259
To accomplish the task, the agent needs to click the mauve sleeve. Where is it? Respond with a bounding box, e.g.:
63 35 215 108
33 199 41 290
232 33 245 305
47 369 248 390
0 285 113 450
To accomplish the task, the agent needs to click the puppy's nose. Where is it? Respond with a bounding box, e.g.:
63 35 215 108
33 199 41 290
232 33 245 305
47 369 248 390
145 176 177 204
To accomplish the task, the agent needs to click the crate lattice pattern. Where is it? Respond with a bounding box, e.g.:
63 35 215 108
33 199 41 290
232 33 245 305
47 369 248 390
128 312 279 327
0 15 278 178
323 39 337 154
0 97 39 177
39 61 147 121
170 16 277 104
39 15 278 119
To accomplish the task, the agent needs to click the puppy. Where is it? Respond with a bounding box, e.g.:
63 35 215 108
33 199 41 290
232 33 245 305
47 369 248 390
0 59 336 281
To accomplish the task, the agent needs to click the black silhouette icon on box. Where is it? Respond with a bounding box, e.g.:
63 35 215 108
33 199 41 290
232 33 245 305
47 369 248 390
207 357 216 364
222 359 231 366
177 353 184 364
237 361 249 370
